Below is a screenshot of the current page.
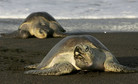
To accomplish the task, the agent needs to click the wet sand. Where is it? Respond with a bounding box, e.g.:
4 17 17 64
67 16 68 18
0 32 138 84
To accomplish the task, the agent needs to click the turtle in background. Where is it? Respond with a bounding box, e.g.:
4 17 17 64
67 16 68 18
1 12 66 39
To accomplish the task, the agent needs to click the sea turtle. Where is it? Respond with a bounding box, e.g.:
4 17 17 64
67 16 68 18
24 35 138 75
1 12 66 39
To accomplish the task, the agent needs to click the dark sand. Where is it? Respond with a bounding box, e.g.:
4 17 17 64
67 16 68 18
0 32 138 84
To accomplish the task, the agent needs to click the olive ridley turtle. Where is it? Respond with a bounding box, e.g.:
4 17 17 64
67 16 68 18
1 12 66 39
24 35 138 75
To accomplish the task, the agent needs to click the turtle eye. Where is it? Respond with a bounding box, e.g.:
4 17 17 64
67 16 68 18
85 46 89 52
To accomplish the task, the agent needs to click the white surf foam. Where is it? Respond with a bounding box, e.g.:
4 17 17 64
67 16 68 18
0 0 138 19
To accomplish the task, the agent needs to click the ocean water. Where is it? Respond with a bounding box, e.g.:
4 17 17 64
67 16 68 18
0 0 138 19
0 18 138 34
0 0 138 33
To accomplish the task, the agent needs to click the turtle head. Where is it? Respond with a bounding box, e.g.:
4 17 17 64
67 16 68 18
33 27 53 39
74 44 94 70
33 27 47 39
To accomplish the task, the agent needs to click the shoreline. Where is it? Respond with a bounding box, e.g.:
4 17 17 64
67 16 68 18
1 18 138 34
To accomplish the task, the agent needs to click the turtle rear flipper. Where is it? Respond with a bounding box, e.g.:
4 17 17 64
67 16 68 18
104 62 138 72
103 50 138 72
24 62 75 75
1 30 31 39
1 31 18 38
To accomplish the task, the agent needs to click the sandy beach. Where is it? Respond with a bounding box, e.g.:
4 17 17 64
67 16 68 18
0 32 138 84
1 0 138 83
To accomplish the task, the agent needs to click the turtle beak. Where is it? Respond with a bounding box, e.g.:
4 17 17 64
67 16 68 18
42 27 51 34
74 46 82 55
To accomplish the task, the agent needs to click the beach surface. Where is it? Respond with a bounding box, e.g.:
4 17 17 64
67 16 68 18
0 32 138 84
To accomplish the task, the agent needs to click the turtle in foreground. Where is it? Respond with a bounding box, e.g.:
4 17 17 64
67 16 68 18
24 35 138 75
1 12 66 39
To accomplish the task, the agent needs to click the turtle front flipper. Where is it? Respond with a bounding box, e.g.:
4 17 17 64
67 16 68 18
53 31 67 38
1 30 31 39
104 62 138 72
24 63 39 69
24 62 75 75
